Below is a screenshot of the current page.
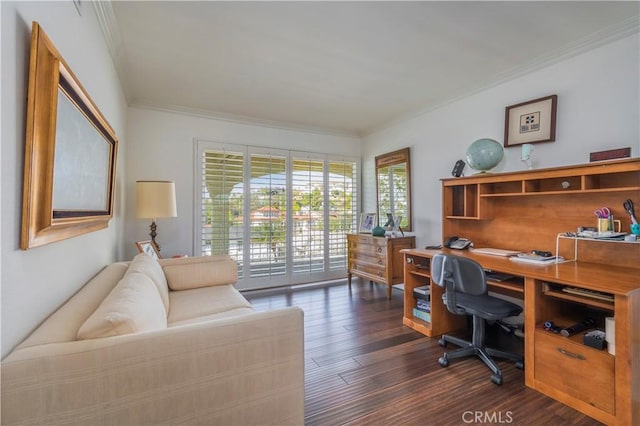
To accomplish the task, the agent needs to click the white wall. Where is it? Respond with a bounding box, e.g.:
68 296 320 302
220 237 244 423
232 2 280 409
0 1 128 358
124 108 361 260
363 33 640 249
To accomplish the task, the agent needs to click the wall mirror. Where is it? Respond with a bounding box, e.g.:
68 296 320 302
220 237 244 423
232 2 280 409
21 22 118 249
375 147 411 232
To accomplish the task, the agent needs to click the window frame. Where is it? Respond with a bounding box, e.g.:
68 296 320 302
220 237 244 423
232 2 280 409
195 139 360 290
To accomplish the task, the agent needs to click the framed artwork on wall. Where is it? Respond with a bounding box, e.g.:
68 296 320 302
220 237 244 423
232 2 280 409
359 213 377 233
20 22 118 249
504 94 557 147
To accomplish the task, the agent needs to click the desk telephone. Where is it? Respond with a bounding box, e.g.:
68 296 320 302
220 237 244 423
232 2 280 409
444 236 472 250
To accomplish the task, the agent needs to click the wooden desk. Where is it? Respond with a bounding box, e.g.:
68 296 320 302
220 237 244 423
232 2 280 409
402 248 639 426
419 158 640 424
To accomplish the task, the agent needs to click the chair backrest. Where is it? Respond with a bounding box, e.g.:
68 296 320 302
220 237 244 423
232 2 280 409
431 254 487 314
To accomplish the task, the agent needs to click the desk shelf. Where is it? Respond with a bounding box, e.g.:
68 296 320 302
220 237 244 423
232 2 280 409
403 253 466 337
542 289 614 311
488 279 524 294
555 233 640 264
445 159 640 202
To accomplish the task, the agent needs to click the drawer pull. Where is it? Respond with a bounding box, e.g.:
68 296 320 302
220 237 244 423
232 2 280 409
557 347 586 360
378 259 383 265
377 247 382 253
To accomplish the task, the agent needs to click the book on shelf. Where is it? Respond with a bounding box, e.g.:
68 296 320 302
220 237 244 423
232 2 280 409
416 299 431 312
412 308 431 323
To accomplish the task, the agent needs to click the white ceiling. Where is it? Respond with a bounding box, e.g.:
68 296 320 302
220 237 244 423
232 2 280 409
100 1 639 137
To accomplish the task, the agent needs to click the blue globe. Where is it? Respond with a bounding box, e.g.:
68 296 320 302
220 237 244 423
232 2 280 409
466 138 504 172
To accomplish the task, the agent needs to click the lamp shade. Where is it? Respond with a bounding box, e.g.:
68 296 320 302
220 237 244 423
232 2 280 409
136 181 177 219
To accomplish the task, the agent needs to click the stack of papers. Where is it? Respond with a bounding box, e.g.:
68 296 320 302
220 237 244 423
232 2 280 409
472 248 522 257
509 253 564 265
578 231 627 240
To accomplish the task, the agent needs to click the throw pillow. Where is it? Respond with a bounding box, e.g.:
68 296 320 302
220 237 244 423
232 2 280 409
77 272 167 339
126 252 170 314
162 255 237 291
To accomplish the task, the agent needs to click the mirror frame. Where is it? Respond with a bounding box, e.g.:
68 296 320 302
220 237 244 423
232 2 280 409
21 22 118 249
375 147 412 232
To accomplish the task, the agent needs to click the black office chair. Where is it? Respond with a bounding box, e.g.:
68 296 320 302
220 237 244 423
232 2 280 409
431 254 524 385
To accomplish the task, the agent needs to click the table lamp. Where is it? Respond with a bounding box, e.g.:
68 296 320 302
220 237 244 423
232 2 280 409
136 180 177 252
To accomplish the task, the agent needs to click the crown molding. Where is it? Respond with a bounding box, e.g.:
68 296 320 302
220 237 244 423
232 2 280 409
92 0 132 103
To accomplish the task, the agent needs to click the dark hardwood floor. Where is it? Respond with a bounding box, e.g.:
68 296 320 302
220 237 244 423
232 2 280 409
245 278 602 426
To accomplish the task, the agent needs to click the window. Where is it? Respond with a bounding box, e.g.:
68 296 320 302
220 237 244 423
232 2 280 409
196 141 358 290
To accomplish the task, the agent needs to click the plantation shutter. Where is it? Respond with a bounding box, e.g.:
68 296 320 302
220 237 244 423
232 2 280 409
197 140 358 289
248 152 287 279
200 149 245 277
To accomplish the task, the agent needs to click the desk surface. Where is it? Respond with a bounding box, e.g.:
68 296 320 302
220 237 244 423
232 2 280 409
402 248 640 296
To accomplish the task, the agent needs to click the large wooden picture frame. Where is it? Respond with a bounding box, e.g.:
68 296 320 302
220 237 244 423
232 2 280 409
21 22 118 249
504 94 557 147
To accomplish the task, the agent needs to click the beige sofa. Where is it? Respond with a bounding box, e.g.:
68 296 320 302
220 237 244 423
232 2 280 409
1 254 304 425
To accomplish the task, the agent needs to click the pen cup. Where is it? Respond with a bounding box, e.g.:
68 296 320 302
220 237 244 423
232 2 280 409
597 218 620 233
631 223 640 236
612 219 621 233
597 218 610 233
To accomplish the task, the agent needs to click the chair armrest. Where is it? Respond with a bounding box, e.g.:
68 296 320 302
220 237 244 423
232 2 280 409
2 307 304 425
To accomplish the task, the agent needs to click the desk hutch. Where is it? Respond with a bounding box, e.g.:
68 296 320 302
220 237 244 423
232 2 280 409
402 158 639 425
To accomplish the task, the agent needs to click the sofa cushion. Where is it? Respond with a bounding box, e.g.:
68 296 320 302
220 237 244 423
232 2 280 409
126 253 170 314
168 307 256 327
77 272 167 339
167 284 252 324
161 255 237 291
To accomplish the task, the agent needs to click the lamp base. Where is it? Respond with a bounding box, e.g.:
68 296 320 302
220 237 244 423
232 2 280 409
149 221 161 252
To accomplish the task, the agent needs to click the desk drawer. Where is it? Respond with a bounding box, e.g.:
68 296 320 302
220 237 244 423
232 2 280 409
349 250 385 265
534 330 614 414
349 235 388 248
350 261 385 281
349 242 386 257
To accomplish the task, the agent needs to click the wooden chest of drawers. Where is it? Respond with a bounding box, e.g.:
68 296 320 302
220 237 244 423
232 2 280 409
347 234 415 299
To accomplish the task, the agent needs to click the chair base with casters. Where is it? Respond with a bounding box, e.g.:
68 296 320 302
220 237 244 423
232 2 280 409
431 254 524 385
437 315 524 385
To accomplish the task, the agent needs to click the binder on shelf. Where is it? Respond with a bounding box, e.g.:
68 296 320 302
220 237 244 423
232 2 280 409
413 285 431 301
413 285 430 295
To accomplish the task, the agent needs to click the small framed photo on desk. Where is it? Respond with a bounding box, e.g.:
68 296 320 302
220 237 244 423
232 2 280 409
359 213 376 233
135 240 160 260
